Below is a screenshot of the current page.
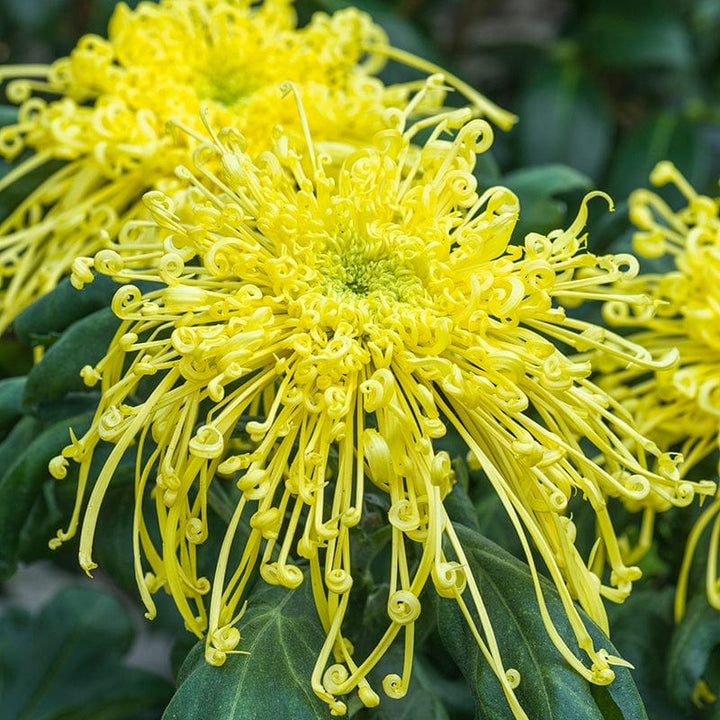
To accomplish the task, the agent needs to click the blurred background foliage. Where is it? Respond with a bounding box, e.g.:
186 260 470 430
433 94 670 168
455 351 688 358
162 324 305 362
3 0 719 238
1 1 720 719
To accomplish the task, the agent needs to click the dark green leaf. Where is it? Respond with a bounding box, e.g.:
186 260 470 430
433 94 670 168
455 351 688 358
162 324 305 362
0 585 173 720
472 492 524 562
474 151 502 190
444 482 481 533
170 634 200 682
13 275 120 347
0 375 25 435
692 0 720 66
517 63 612 179
589 684 625 720
502 164 594 240
606 111 712 201
0 336 33 377
163 577 329 720
360 648 453 720
417 622 476 720
584 201 632 256
580 3 692 70
32 393 101 426
0 414 42 486
14 455 135 584
437 524 648 720
0 412 92 579
3 0 67 31
667 595 720 711
0 105 19 126
504 164 594 198
23 307 119 408
606 588 687 720
86 464 138 589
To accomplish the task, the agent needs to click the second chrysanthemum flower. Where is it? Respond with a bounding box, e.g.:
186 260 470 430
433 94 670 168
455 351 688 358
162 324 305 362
598 162 720 620
0 0 514 333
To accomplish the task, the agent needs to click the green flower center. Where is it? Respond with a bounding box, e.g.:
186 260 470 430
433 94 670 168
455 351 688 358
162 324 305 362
319 245 422 303
196 62 258 108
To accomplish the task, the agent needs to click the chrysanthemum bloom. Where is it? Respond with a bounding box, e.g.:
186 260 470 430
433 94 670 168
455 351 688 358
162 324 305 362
0 0 514 334
596 162 720 620
48 104 712 717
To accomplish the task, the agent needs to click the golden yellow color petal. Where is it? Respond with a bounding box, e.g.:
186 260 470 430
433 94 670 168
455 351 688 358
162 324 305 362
598 162 720 620
0 0 514 334
49 103 711 718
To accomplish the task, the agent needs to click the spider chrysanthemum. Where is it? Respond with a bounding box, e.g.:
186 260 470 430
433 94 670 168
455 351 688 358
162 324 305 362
598 162 720 619
49 107 712 717
0 0 514 333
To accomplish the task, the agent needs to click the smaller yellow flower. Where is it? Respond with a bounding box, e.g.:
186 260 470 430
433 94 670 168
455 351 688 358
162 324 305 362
0 0 515 333
598 162 720 617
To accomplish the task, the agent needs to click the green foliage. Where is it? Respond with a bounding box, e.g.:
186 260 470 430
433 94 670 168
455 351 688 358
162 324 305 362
357 643 469 719
579 2 693 70
0 0 141 60
501 164 594 239
13 276 121 348
491 0 719 211
0 106 18 126
164 579 329 720
0 376 25 434
516 61 612 179
437 523 647 720
668 597 720 713
605 112 712 200
154 519 654 720
0 277 131 580
23 308 120 407
0 411 92 579
608 586 677 717
0 585 173 720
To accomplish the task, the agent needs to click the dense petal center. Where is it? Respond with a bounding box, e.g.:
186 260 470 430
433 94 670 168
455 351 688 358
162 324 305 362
318 241 423 302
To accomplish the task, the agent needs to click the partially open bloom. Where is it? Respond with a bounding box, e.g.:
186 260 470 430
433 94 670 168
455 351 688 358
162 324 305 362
49 102 712 717
0 0 514 333
597 162 720 619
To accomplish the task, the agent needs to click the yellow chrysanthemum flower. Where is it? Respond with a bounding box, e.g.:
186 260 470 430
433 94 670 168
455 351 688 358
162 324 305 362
597 162 720 619
0 0 514 334
48 104 712 717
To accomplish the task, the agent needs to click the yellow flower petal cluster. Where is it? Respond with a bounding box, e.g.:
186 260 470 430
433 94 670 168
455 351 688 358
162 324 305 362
0 0 515 333
598 162 720 618
47 100 714 717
